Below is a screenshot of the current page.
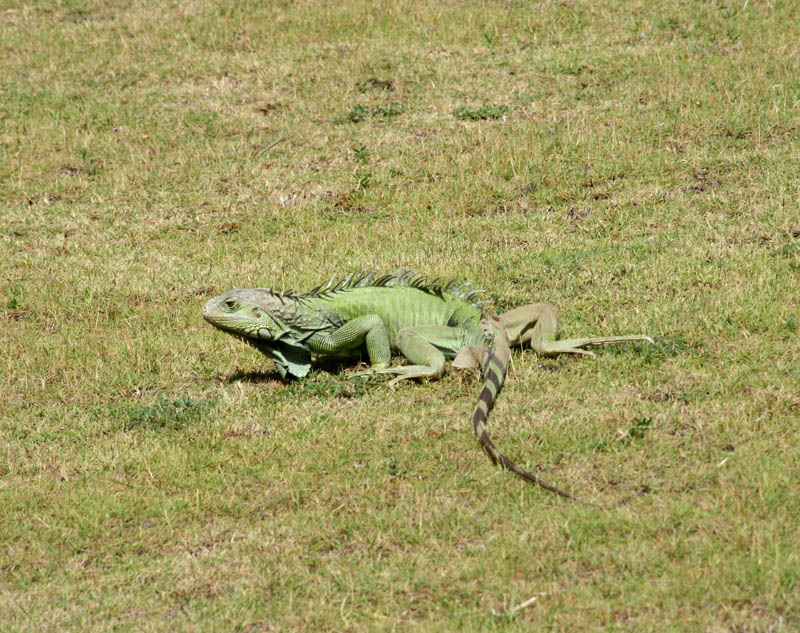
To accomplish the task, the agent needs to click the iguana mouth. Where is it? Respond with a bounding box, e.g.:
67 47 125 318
202 309 264 338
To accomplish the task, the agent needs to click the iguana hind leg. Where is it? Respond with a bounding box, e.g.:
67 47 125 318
499 302 653 358
353 325 461 389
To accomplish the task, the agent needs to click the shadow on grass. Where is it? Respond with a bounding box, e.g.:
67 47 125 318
224 355 368 389
225 369 285 384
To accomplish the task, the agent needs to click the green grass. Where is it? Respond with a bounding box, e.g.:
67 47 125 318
2 0 799 630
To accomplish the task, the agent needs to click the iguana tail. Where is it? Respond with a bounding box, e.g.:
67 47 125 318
472 319 581 502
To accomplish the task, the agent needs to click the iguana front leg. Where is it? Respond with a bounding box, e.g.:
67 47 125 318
499 302 653 358
354 325 461 389
308 314 392 368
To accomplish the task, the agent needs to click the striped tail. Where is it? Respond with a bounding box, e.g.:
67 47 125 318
473 318 587 503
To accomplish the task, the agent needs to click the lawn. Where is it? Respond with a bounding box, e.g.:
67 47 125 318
1 1 799 631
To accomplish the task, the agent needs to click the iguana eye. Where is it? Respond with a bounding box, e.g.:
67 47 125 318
224 298 237 309
252 308 261 318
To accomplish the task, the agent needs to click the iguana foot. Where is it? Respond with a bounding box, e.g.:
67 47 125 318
534 333 654 358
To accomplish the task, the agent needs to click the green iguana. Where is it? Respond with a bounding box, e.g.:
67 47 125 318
202 270 652 501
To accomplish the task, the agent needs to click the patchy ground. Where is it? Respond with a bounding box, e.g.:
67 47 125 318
2 1 799 631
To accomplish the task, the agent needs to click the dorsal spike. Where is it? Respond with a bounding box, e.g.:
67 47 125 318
298 269 488 310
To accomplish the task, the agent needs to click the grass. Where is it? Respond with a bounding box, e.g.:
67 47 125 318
1 0 799 630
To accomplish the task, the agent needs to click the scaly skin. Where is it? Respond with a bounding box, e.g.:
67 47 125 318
202 271 653 502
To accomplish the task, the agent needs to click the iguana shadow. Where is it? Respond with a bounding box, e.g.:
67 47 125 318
224 370 284 384
225 355 364 385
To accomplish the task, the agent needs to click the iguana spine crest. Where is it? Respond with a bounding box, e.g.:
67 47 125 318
302 269 487 308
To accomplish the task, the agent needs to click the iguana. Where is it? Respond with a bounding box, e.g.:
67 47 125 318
202 270 652 501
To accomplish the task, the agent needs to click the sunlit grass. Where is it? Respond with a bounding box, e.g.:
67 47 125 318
2 1 799 631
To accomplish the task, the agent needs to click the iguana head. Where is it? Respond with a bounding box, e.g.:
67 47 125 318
202 288 312 379
203 289 287 341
